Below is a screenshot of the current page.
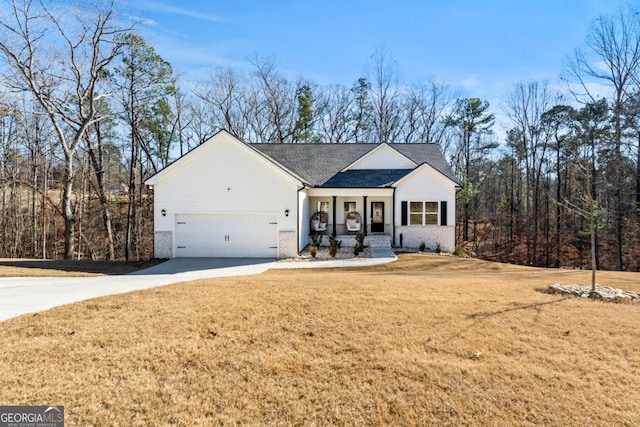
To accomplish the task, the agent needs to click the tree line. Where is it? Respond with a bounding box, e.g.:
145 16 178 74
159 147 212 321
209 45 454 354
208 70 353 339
0 0 639 271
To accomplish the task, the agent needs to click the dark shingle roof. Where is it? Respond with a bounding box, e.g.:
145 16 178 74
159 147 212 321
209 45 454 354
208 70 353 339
250 143 459 186
250 144 375 186
322 169 413 188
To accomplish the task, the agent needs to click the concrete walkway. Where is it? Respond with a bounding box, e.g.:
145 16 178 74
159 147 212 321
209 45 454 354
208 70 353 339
0 251 397 322
271 248 397 269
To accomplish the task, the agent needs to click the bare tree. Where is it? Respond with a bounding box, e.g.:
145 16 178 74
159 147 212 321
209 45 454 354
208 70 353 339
0 0 129 259
315 85 354 143
185 96 217 148
195 67 249 140
169 88 195 157
250 56 296 143
445 97 496 242
0 100 21 257
84 105 117 260
622 89 640 218
503 81 555 265
369 47 403 143
565 5 640 270
561 127 607 291
404 80 452 143
541 103 577 267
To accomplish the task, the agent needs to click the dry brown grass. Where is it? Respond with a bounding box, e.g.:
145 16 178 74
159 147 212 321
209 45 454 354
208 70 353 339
1 254 639 426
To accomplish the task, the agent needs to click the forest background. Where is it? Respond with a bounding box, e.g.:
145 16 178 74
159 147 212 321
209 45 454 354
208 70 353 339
1 0 640 271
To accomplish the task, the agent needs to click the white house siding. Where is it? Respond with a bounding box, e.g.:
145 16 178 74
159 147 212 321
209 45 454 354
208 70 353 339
347 144 416 170
149 133 300 258
394 165 457 252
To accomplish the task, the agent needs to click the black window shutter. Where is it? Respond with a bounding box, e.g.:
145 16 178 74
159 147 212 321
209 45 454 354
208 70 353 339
401 201 408 226
440 201 447 226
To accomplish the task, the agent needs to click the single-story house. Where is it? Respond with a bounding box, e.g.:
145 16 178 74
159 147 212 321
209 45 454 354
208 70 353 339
145 130 460 259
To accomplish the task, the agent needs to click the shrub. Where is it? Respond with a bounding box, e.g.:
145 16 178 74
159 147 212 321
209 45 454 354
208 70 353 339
419 241 426 252
353 233 366 256
328 237 342 257
309 245 318 258
453 246 466 257
435 242 443 254
310 233 323 247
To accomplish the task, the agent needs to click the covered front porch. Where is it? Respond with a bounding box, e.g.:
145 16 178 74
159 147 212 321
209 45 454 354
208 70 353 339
305 187 394 244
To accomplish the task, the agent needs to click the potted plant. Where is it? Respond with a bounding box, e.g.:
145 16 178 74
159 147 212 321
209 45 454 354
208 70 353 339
328 237 342 257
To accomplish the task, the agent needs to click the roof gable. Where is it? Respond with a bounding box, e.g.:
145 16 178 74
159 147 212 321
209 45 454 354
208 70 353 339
392 144 459 184
394 162 460 188
145 130 303 186
343 143 417 171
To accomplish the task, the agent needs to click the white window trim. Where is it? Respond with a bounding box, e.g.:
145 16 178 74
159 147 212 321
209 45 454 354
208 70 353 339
409 201 439 226
344 201 356 213
316 200 330 213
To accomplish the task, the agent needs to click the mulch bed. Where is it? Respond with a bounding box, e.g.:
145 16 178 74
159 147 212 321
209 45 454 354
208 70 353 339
0 258 166 275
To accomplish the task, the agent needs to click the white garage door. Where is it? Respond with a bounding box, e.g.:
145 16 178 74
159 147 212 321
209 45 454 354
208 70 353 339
174 213 278 258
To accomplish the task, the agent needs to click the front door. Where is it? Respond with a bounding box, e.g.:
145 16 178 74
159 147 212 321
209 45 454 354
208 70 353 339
371 202 384 233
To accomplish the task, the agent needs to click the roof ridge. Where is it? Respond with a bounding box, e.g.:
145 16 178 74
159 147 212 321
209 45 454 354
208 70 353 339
251 142 458 186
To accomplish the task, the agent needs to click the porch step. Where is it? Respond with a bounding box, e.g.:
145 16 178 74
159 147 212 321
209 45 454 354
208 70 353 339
311 235 392 249
365 235 392 249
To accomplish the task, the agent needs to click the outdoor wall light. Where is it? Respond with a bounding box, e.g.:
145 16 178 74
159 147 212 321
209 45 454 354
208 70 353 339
285 209 290 217
161 209 167 217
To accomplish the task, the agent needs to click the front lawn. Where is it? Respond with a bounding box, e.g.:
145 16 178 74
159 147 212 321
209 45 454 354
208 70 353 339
1 254 638 425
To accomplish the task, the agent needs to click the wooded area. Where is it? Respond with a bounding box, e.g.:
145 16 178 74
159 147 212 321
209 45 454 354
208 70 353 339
1 1 639 270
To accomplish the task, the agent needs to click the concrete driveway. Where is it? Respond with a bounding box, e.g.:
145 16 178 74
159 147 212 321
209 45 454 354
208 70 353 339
0 258 274 322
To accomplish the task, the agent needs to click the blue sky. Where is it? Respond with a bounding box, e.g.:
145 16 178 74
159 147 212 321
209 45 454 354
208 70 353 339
127 0 632 132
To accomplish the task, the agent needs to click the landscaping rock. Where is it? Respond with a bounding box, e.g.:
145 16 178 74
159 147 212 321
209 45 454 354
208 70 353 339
547 283 639 302
279 246 373 262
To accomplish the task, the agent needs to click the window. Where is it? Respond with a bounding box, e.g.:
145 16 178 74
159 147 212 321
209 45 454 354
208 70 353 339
409 202 423 225
409 201 439 225
425 202 438 224
344 201 356 213
316 201 329 213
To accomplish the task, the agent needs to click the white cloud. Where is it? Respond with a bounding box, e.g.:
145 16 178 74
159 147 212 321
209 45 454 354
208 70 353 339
129 15 158 26
593 60 612 73
458 76 481 90
138 0 226 23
